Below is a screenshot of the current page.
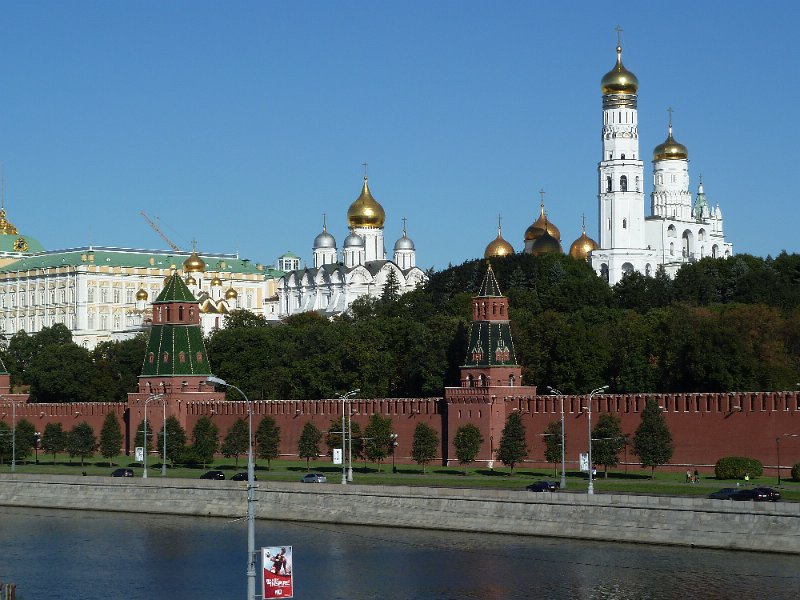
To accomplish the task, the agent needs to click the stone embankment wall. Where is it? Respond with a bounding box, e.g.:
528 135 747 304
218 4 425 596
1 474 798 554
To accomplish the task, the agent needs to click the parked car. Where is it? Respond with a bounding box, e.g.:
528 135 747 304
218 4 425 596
708 488 739 500
110 468 134 478
300 473 327 483
231 472 257 482
526 481 559 492
751 487 781 502
200 470 226 480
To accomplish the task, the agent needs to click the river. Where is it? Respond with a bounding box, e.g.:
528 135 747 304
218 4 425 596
0 506 797 599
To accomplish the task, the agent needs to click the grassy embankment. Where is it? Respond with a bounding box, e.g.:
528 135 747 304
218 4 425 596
2 453 799 500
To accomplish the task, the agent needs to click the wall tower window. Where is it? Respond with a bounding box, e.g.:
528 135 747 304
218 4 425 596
606 176 612 192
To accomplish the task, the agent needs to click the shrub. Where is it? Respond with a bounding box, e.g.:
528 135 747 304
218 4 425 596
714 456 763 479
791 463 800 482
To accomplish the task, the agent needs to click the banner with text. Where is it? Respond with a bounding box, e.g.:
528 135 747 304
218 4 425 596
263 545 293 598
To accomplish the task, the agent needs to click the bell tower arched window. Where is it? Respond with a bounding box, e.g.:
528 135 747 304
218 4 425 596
620 175 628 192
606 176 612 192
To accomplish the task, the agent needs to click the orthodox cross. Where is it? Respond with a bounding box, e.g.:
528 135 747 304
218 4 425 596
402 217 407 236
667 106 674 128
362 161 368 178
615 25 623 45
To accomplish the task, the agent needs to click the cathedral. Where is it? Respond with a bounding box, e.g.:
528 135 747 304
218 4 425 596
277 175 427 318
485 33 733 285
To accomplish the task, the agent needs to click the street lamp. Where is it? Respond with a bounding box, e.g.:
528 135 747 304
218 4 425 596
348 409 359 482
11 401 16 473
142 394 163 479
161 399 167 477
207 376 256 600
547 386 568 489
390 433 398 473
587 385 609 495
339 389 359 485
776 433 800 485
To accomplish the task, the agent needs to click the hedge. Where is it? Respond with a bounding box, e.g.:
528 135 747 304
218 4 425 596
714 456 763 479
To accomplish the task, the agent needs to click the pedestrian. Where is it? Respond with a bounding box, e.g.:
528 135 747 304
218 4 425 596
686 469 691 483
694 468 699 484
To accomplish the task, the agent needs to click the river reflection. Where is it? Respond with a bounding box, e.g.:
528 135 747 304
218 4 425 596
1 506 797 599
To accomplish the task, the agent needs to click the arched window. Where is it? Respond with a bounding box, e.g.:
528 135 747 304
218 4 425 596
622 218 627 229
606 176 612 192
600 264 609 283
621 154 625 160
635 176 640 192
670 242 675 256
620 175 628 192
645 264 652 276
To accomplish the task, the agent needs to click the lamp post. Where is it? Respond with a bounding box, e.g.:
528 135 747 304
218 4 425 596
207 376 256 600
547 387 567 489
142 394 163 479
11 401 16 473
776 433 800 485
587 385 609 495
339 389 359 485
161 398 167 476
390 433 398 473
348 408 359 482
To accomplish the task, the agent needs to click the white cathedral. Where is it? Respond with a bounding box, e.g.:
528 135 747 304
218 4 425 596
277 176 427 317
589 36 733 285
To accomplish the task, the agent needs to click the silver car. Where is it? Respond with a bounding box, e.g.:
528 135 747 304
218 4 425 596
300 473 327 483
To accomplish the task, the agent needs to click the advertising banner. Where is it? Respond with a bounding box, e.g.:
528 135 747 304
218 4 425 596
579 452 589 472
135 447 144 462
263 546 293 598
333 448 343 465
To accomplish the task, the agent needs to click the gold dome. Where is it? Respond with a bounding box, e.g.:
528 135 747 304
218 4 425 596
601 44 638 96
653 125 688 161
524 202 561 242
185 275 196 286
183 250 206 273
531 229 562 256
347 176 385 229
484 222 514 259
211 276 223 286
225 286 238 299
136 288 149 301
569 227 598 262
0 209 19 235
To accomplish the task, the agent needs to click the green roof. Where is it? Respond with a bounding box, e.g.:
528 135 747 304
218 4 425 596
0 233 45 254
280 251 300 259
0 246 285 277
462 322 519 368
140 323 212 377
155 274 197 303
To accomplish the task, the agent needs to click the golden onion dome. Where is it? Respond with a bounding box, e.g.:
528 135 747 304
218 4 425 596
569 227 598 262
484 223 514 259
136 288 149 301
531 228 562 256
183 250 206 273
185 274 196 286
601 44 638 96
653 125 688 161
524 202 561 242
211 276 223 286
225 286 238 299
347 176 385 229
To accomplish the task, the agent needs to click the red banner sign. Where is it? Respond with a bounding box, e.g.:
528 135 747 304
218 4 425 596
263 546 293 598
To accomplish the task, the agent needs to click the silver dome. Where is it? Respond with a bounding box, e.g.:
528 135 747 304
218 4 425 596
344 232 365 248
313 230 336 249
394 235 415 251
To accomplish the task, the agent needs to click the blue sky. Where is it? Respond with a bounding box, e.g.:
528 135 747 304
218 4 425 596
0 2 797 272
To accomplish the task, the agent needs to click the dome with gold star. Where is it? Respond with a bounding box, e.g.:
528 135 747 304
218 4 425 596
347 176 385 229
569 226 598 262
524 202 561 243
484 222 514 259
653 125 688 161
601 44 638 96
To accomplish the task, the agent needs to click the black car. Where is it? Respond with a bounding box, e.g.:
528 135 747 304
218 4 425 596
708 487 739 500
231 472 257 482
110 468 134 478
526 481 559 492
200 470 226 480
752 487 781 502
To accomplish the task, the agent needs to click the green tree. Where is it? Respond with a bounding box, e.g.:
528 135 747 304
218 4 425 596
297 421 322 471
382 269 401 302
99 413 123 465
158 416 187 467
255 416 281 469
191 416 219 469
633 398 674 476
453 424 483 474
221 418 250 468
0 421 11 464
592 413 626 478
411 422 439 473
363 414 393 472
543 421 564 477
41 422 66 463
28 343 96 403
66 421 97 466
13 419 36 463
497 412 527 474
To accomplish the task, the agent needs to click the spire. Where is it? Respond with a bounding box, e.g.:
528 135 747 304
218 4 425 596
322 213 327 233
478 263 502 297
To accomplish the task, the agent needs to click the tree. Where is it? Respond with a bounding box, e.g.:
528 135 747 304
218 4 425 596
0 421 11 464
192 417 219 469
633 398 674 476
543 421 564 476
158 416 187 467
13 419 36 464
591 413 626 478
411 423 439 473
99 413 123 465
297 421 322 471
453 424 483 474
363 414 393 472
66 422 97 466
255 416 280 469
497 412 527 474
221 418 250 468
382 269 400 302
349 421 364 464
27 343 96 403
41 422 66 463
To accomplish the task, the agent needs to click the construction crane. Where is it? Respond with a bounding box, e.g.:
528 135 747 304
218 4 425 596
140 211 182 252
